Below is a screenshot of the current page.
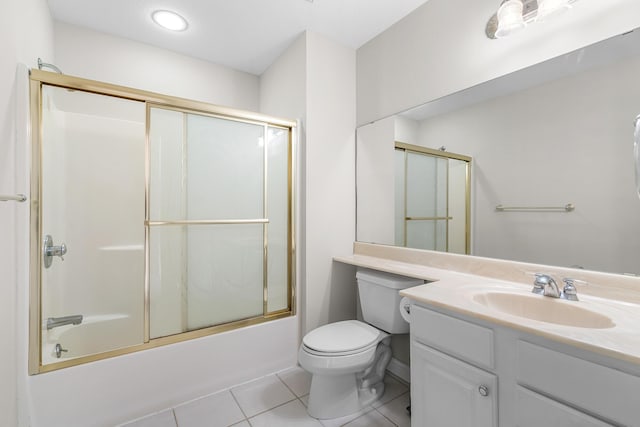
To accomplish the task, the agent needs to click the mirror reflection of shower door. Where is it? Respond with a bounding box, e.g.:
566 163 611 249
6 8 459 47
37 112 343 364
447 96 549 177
39 85 146 365
395 144 470 254
148 107 290 339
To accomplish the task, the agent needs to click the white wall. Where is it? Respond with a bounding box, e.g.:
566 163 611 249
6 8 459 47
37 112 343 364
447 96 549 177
357 0 640 125
54 22 260 112
1 1 54 426
18 23 299 427
261 31 358 335
356 116 396 244
304 32 357 333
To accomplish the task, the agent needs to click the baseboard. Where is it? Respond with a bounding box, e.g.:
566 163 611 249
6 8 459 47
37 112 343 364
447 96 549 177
387 357 410 384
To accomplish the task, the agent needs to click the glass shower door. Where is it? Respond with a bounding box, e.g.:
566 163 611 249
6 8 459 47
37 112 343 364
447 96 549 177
30 71 295 373
148 107 290 339
405 151 449 250
395 146 470 254
38 85 146 366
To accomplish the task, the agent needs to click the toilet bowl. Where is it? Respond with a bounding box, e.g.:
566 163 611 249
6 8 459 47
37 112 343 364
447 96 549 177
298 269 423 420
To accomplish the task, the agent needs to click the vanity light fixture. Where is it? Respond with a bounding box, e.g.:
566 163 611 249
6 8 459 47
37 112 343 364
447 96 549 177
151 10 188 32
495 0 526 38
486 0 577 39
536 0 572 21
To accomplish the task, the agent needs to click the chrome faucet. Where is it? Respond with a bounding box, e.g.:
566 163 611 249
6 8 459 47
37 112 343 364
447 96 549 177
531 274 579 301
532 274 561 298
46 315 83 330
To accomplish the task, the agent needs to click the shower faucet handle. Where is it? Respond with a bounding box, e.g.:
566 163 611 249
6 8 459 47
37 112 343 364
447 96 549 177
43 235 67 268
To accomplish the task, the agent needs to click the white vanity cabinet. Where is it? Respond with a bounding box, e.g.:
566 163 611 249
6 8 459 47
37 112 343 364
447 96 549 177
409 303 640 427
410 305 497 427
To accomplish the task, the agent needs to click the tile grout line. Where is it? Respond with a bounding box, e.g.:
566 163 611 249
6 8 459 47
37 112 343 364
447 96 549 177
275 371 301 398
171 408 179 427
373 391 411 427
245 396 300 421
372 406 400 427
229 388 251 425
229 372 302 425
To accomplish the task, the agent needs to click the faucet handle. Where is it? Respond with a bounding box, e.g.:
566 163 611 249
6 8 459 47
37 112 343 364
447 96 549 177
562 278 581 301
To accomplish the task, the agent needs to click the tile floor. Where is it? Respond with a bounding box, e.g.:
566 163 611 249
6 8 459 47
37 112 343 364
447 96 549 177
121 366 411 427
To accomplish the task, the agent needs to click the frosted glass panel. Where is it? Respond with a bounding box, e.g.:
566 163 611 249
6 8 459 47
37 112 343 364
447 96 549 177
436 158 447 217
449 159 468 254
187 114 264 220
187 224 264 329
149 225 264 338
149 108 186 220
149 225 186 338
406 220 447 251
406 153 435 217
406 153 448 218
149 109 265 220
266 127 289 312
394 149 406 246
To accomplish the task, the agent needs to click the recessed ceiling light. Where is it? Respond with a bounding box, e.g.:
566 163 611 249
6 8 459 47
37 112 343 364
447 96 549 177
151 10 188 32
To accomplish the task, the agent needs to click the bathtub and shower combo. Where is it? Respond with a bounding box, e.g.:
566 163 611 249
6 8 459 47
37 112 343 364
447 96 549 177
27 69 296 374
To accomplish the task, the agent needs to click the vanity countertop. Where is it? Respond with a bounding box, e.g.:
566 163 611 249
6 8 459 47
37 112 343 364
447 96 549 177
334 249 640 366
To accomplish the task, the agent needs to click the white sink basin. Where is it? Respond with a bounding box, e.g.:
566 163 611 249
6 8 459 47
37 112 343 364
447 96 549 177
472 292 616 329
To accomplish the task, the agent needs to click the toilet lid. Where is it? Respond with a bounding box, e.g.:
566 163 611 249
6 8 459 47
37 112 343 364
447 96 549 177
303 320 381 354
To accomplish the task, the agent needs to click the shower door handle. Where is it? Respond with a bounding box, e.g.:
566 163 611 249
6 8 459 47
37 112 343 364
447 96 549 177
43 235 67 268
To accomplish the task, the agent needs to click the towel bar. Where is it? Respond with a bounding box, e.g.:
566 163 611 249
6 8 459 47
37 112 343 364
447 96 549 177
0 194 27 202
495 203 574 212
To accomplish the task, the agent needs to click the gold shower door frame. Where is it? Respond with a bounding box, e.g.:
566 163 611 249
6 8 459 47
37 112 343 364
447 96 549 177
28 69 297 374
395 142 471 255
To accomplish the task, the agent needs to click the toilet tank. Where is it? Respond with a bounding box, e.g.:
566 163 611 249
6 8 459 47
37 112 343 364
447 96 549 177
356 269 424 334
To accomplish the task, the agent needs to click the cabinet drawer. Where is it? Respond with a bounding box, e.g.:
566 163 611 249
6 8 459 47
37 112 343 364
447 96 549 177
411 304 494 369
516 387 612 427
517 341 640 427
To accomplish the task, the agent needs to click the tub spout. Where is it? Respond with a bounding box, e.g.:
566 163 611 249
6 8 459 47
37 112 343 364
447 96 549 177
47 315 83 330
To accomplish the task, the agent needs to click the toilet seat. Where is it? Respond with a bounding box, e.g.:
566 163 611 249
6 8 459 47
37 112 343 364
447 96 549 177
302 341 378 357
302 320 382 355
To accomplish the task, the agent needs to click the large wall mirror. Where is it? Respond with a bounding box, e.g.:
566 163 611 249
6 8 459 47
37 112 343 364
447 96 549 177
356 28 640 276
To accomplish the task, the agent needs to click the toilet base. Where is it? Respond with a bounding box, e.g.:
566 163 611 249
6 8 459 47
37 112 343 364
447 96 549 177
306 340 391 420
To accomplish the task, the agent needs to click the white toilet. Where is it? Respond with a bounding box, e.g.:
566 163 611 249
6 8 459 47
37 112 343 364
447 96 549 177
298 269 423 419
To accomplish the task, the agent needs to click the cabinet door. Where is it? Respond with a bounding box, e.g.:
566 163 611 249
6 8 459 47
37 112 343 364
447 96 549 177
411 340 497 427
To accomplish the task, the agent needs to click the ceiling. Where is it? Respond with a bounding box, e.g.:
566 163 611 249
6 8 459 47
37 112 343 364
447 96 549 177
47 0 430 75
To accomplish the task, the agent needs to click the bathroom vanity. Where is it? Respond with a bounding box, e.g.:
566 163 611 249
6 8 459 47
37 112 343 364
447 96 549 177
335 242 640 427
409 301 639 426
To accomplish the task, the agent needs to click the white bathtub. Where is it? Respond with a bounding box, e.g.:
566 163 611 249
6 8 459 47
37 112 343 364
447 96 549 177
42 314 142 365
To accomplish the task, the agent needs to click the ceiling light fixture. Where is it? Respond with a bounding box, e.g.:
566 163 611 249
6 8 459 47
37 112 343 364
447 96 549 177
486 0 577 39
151 10 188 32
